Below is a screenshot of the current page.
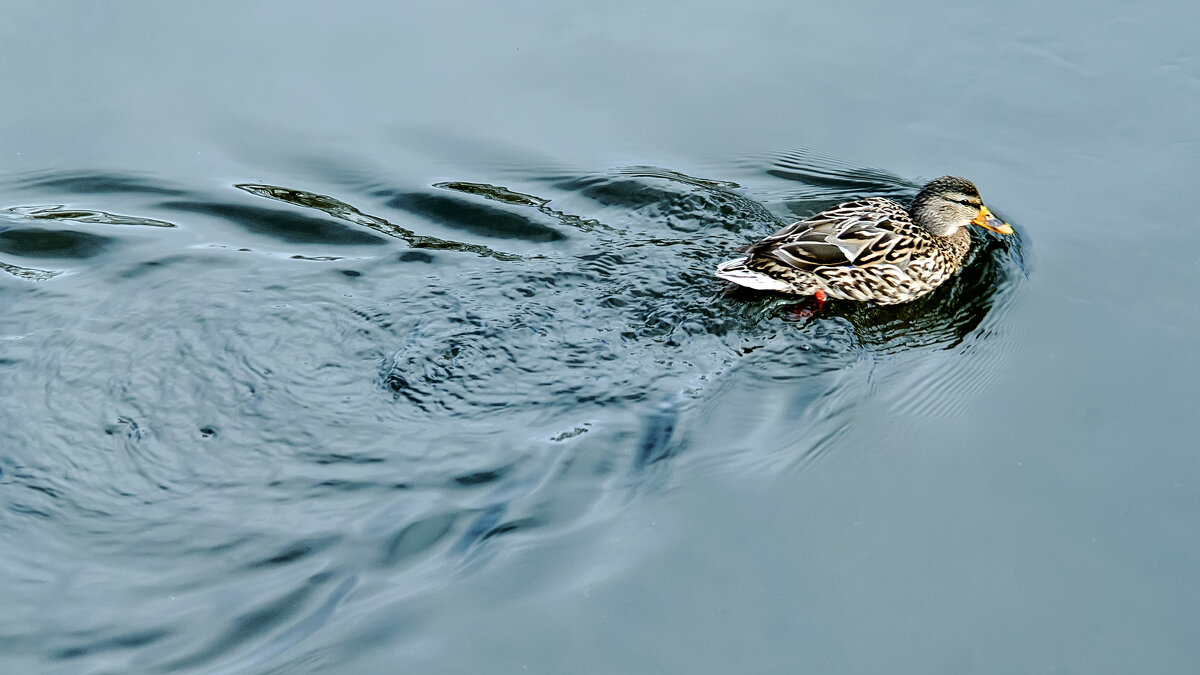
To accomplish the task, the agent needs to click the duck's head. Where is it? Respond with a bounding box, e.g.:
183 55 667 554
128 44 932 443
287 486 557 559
910 175 1013 237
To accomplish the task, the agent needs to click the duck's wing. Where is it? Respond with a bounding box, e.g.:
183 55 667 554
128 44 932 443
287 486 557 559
747 198 920 272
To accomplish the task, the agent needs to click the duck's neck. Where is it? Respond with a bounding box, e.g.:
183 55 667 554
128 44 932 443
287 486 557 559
935 227 972 269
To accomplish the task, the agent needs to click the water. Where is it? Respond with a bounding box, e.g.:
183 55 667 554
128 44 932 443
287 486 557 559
1 2 1198 673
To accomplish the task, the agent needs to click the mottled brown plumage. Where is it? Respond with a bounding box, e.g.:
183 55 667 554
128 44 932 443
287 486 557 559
715 176 1012 305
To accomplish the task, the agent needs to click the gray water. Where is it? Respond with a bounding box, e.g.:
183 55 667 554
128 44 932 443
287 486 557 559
1 2 1198 673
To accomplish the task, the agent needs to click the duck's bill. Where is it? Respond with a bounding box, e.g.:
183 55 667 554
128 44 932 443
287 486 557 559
971 205 1013 235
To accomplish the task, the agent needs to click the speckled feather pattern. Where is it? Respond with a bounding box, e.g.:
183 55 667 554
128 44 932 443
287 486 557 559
717 197 972 305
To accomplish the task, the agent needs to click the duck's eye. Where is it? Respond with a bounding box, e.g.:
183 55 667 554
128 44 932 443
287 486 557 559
957 199 975 207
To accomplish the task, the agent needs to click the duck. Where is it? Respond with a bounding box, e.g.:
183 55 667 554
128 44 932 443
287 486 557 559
715 176 1013 305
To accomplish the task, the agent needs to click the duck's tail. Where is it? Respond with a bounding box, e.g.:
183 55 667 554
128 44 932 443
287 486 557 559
714 257 791 292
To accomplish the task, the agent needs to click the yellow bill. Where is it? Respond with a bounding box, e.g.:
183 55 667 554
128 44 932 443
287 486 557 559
971 205 1013 235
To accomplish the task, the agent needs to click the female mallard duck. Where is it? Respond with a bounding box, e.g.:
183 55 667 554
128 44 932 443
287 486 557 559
715 176 1013 305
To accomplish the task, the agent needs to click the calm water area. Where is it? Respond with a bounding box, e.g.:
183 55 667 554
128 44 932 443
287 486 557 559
2 2 1198 673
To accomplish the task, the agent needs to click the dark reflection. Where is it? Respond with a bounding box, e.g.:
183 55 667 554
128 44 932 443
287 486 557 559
383 191 567 243
235 183 523 260
480 517 540 541
397 250 436 263
452 467 512 486
160 200 386 246
633 401 680 470
307 451 385 465
14 170 187 196
434 180 609 233
0 173 181 282
0 228 112 259
434 181 549 208
379 512 457 567
244 536 341 569
451 504 507 556
4 204 175 228
51 629 171 661
162 576 356 674
547 168 777 234
0 259 61 280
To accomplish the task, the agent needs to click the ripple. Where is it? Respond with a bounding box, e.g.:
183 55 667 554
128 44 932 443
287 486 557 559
160 200 386 246
434 180 610 233
739 146 919 202
0 227 113 259
3 204 176 228
0 149 1027 672
12 170 187 196
382 191 567 243
235 183 524 261
0 260 61 281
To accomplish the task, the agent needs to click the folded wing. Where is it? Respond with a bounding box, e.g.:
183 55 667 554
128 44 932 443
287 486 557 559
747 198 917 272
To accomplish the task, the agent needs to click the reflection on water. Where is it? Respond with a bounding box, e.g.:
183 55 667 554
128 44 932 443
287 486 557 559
234 182 525 260
0 149 1025 672
0 200 182 279
4 204 176 228
0 260 61 281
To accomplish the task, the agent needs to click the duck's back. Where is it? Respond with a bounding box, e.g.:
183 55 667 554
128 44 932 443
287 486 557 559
747 198 921 270
716 197 970 304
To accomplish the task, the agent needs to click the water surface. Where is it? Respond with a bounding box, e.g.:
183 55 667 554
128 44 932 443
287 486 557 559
2 2 1199 673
